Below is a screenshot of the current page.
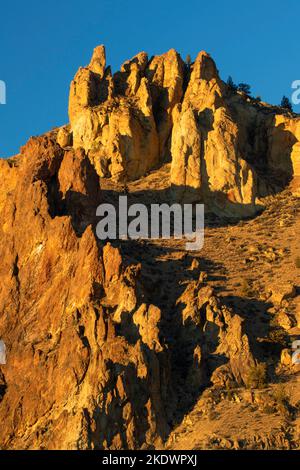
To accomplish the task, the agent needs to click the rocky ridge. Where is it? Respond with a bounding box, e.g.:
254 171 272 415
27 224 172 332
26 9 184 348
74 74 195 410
64 45 300 217
0 45 299 450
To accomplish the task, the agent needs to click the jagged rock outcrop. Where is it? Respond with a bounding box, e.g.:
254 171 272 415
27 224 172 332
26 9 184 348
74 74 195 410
0 133 261 449
68 47 186 183
65 45 300 217
1 44 300 450
170 52 258 216
145 49 185 157
170 50 299 214
266 114 300 197
69 46 160 181
177 282 255 389
0 136 171 449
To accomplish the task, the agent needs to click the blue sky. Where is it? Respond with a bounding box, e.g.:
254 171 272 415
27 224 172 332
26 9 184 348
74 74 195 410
0 0 299 157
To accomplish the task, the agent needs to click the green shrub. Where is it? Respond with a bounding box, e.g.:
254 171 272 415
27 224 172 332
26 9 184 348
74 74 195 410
240 278 253 297
238 83 251 95
269 328 288 346
246 363 267 389
263 403 276 414
272 384 290 406
227 76 237 92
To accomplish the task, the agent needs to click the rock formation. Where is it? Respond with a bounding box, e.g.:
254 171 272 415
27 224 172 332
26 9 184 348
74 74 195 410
0 138 170 449
67 45 299 217
0 45 299 450
0 133 258 449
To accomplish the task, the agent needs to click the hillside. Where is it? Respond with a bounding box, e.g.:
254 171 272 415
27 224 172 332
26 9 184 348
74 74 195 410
0 45 299 450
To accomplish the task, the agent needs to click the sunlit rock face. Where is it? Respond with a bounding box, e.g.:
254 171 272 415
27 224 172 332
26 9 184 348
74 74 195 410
68 45 300 216
0 44 300 451
0 136 170 449
0 134 257 449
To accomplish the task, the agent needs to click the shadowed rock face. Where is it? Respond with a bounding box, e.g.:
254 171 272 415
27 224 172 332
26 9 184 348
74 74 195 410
0 45 299 450
0 134 257 449
0 136 169 449
67 45 299 217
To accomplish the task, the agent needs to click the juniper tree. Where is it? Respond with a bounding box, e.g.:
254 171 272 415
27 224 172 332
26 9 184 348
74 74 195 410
280 96 293 112
227 76 237 91
237 83 251 95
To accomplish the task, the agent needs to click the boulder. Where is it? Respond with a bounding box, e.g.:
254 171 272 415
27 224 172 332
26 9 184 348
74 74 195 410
271 283 296 304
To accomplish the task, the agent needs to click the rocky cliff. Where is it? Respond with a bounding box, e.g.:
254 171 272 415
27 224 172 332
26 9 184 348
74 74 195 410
65 45 300 216
0 46 299 450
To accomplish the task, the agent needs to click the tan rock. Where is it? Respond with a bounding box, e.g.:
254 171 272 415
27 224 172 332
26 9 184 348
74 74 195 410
277 311 294 330
280 348 293 366
271 283 296 304
133 304 163 352
89 44 106 76
69 48 160 181
0 136 170 449
183 51 225 111
146 49 185 156
267 114 300 180
295 299 300 327
170 106 202 201
170 52 258 216
2 44 300 451
57 125 72 148
103 242 123 284
67 45 300 215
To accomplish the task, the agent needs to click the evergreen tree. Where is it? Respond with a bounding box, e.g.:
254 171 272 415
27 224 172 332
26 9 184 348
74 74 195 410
227 76 237 91
280 96 293 112
237 83 251 95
